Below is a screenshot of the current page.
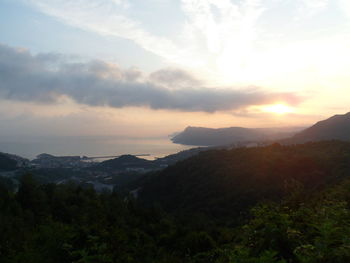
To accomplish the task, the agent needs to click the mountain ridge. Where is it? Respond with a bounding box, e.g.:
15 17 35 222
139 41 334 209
288 112 350 143
172 125 304 146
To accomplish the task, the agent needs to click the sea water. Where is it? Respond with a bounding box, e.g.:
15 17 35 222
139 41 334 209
0 136 192 160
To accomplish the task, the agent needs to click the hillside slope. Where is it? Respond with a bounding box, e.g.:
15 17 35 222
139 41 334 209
290 112 350 143
139 141 350 218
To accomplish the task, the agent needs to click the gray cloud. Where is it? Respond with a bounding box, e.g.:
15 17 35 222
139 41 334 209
149 68 202 88
0 44 301 112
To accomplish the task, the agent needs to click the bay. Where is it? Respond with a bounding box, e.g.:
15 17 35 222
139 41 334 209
0 136 192 160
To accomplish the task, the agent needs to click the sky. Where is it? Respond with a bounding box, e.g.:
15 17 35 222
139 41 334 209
1 0 350 141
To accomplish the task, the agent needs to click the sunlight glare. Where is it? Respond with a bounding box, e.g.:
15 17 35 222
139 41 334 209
263 104 294 115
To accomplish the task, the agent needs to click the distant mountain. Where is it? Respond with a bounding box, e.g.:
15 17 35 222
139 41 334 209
288 112 350 143
172 126 303 146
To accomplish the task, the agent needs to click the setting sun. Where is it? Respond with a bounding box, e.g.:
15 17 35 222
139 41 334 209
263 104 294 115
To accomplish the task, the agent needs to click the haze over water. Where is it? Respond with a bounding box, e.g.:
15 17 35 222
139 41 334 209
0 136 192 160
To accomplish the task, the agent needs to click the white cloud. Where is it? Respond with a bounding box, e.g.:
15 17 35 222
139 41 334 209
26 0 266 71
301 0 329 10
24 0 350 88
28 0 185 63
338 0 350 17
296 0 329 18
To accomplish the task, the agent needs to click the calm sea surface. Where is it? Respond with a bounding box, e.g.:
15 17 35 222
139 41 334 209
0 136 192 160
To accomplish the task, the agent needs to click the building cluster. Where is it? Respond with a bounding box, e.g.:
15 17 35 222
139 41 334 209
30 153 93 169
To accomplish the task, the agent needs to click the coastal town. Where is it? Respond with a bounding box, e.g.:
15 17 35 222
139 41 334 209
0 147 205 192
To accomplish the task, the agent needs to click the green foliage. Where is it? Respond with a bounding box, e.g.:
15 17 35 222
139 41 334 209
192 247 286 263
236 181 350 262
140 141 350 219
2 141 350 262
181 231 216 255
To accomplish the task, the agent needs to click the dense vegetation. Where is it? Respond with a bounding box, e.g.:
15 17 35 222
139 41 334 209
2 141 350 262
139 141 350 218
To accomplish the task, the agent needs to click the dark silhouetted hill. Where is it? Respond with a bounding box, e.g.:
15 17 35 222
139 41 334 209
139 141 350 218
287 112 350 143
100 154 156 170
172 126 303 146
0 153 17 171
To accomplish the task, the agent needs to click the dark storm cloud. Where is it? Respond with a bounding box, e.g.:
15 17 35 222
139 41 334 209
0 44 301 112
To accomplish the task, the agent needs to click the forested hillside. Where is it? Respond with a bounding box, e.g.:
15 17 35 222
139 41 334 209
1 141 350 262
139 141 350 218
